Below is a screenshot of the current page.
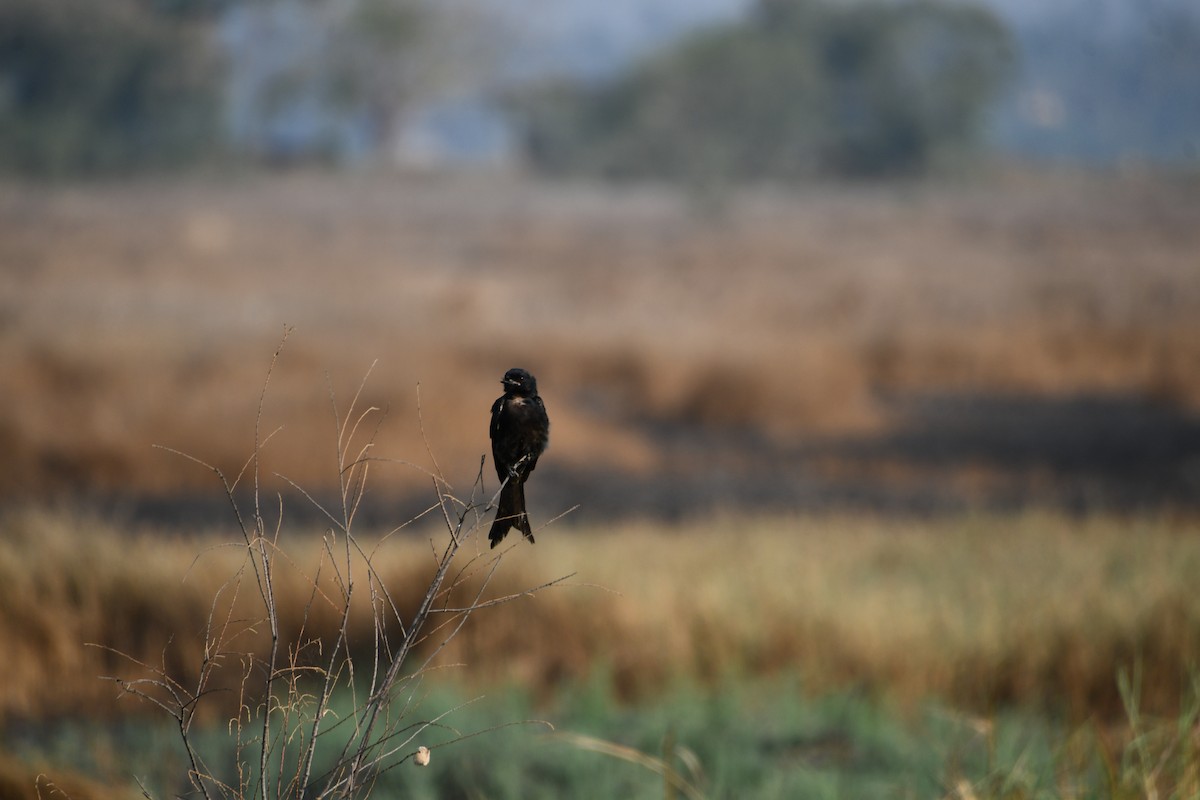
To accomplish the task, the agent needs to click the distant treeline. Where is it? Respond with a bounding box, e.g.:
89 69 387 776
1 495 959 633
0 0 222 177
0 0 421 177
995 0 1200 166
2 0 1197 179
513 0 1014 181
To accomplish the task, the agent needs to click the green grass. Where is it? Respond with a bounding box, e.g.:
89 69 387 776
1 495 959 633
8 667 1198 800
4 508 1200 798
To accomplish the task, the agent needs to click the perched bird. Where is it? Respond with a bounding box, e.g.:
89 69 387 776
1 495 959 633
488 368 550 548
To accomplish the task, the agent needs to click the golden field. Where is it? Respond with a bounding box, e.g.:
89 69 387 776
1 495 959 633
2 171 1200 797
1 506 1198 726
2 170 1199 517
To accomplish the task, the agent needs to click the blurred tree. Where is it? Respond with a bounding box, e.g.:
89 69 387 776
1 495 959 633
0 0 223 177
221 0 439 164
994 0 1200 166
323 0 430 158
514 0 1014 182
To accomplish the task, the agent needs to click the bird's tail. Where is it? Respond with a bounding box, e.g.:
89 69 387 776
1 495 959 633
488 479 535 548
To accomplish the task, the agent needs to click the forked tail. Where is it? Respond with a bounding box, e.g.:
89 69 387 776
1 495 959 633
488 479 535 548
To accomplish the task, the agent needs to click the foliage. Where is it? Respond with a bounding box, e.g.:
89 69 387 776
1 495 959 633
10 670 1200 799
222 0 430 164
514 0 1014 182
0 0 222 177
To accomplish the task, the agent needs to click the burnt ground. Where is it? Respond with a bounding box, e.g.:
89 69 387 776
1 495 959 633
539 389 1200 522
7 176 1198 531
91 389 1200 531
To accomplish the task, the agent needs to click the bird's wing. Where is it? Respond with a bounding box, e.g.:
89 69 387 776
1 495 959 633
525 396 549 472
489 395 505 443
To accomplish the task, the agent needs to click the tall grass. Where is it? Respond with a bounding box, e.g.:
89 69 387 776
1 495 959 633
2 329 1197 795
3 510 1198 727
0 337 582 800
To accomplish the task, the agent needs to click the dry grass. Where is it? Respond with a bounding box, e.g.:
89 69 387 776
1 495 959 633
3 507 1198 727
0 754 128 800
2 170 1198 502
4 166 1198 797
483 512 1200 719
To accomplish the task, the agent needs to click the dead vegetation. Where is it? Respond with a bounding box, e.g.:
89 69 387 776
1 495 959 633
2 507 1198 728
2 171 1198 510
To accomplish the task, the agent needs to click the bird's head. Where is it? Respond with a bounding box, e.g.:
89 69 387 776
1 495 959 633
502 368 537 397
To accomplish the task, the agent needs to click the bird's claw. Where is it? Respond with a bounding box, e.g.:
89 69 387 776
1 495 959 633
507 454 532 481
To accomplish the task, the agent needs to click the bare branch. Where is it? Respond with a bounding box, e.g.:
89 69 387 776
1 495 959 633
128 337 580 800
